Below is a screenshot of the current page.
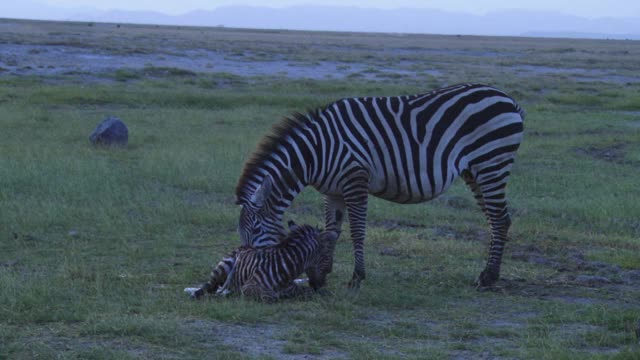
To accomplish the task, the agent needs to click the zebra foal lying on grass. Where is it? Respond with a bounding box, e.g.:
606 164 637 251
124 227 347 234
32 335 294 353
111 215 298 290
185 223 338 301
235 83 524 289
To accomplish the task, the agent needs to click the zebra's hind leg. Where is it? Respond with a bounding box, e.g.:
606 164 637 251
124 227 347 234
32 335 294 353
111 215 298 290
188 250 237 299
216 264 237 296
462 169 512 288
241 282 274 302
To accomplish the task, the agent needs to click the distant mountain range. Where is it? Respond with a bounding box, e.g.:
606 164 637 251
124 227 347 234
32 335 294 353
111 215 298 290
5 4 640 40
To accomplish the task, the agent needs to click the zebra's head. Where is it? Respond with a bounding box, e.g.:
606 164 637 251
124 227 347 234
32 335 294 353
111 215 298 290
237 176 285 247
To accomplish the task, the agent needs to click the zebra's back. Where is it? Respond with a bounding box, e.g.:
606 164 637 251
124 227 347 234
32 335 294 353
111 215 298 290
314 83 524 203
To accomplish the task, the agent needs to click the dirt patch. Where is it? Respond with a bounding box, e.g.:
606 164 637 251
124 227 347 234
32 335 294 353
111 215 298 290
20 329 182 359
433 195 475 209
370 219 428 231
513 245 613 274
431 225 487 242
2 40 637 84
512 64 640 84
0 43 422 82
487 277 631 309
510 245 635 282
503 244 640 312
510 245 559 268
184 319 348 359
379 247 409 257
371 220 487 243
575 143 628 164
14 320 346 359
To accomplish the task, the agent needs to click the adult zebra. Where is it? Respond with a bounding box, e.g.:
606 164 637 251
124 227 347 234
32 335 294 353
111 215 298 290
235 83 524 289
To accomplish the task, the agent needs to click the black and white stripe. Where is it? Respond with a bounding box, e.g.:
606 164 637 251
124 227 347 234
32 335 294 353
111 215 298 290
190 224 338 301
235 83 524 288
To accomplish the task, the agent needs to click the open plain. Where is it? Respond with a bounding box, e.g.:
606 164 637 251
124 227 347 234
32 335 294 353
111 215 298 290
1 18 640 359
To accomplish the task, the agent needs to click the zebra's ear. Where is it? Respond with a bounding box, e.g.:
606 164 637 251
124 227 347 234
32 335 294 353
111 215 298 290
250 176 272 209
288 220 298 230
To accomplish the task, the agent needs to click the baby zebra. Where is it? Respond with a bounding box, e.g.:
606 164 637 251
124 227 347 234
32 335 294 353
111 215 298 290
186 223 338 301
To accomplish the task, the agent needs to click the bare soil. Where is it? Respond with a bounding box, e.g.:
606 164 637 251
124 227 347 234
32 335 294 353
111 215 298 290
2 17 639 84
0 43 415 81
575 143 629 164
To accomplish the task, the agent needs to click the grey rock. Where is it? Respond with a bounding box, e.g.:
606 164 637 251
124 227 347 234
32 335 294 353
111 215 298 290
90 116 128 146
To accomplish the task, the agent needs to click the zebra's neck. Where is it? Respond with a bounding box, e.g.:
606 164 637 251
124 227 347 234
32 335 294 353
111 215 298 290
236 113 320 232
250 168 305 219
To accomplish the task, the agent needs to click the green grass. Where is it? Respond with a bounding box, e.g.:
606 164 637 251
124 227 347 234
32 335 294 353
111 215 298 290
1 19 640 359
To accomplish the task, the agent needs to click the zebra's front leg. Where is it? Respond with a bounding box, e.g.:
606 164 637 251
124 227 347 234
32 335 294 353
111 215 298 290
342 171 370 289
323 195 346 274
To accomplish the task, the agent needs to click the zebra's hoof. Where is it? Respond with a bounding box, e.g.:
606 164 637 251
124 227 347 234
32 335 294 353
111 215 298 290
475 269 499 289
347 276 363 289
184 287 202 299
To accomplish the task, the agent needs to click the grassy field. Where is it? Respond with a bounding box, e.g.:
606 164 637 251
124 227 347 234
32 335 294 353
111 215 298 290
1 19 640 359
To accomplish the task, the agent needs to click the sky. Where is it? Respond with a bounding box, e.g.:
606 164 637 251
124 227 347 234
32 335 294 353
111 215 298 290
27 0 640 18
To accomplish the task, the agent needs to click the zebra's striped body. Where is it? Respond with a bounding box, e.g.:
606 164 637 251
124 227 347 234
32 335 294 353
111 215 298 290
191 224 338 301
236 83 524 288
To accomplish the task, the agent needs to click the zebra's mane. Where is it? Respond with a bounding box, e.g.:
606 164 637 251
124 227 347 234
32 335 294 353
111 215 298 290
235 109 320 203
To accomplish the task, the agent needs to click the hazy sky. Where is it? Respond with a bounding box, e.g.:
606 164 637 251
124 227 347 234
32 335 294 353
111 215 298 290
35 0 640 18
